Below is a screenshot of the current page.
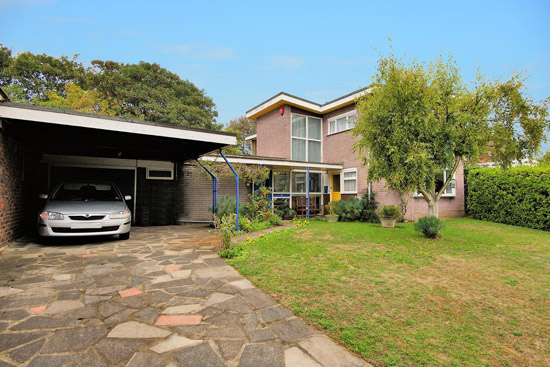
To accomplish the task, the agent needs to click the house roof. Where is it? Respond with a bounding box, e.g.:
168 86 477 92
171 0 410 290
246 87 371 120
0 98 236 161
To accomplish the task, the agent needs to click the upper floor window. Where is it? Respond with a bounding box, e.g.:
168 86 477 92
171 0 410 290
292 114 322 162
328 112 356 135
415 170 456 197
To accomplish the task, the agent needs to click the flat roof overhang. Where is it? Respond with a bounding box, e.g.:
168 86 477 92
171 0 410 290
0 102 236 161
199 154 344 170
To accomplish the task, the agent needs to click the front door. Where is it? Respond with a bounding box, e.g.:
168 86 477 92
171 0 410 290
331 173 341 201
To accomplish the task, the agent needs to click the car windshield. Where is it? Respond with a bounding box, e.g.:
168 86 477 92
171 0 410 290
50 183 122 202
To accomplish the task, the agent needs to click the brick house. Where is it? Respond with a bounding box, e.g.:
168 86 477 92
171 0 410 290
244 88 465 220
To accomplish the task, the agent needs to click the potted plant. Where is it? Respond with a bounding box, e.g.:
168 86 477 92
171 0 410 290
378 205 401 228
325 201 340 222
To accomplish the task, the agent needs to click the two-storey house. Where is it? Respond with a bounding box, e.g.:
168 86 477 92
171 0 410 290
243 88 465 220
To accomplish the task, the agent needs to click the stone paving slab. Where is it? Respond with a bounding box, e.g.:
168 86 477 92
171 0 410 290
0 224 371 367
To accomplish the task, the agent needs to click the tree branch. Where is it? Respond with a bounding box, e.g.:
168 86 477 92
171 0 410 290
435 155 462 201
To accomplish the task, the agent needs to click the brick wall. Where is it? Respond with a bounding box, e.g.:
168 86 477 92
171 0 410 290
179 163 252 221
0 130 42 246
135 167 178 226
256 105 291 159
322 105 368 195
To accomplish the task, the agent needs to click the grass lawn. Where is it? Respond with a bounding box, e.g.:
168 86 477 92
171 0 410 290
226 218 550 367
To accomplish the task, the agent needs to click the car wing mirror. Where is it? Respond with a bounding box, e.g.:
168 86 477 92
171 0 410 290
124 195 132 201
38 194 48 200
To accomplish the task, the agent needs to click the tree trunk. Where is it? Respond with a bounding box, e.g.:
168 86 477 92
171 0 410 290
427 199 439 218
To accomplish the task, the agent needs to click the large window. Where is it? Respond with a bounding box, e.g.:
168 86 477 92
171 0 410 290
292 114 322 162
341 168 357 194
328 112 356 135
273 171 290 192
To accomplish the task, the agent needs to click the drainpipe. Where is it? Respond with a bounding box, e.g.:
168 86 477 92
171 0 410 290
219 150 239 232
196 159 218 216
307 167 310 220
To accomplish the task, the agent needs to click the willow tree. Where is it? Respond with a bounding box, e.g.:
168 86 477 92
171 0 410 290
354 53 548 217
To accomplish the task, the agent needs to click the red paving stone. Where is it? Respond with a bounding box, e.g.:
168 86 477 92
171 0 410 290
30 306 46 315
155 315 202 326
118 287 143 298
82 254 99 258
165 264 182 271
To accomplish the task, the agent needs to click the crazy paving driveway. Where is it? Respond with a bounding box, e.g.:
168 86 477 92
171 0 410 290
0 225 369 367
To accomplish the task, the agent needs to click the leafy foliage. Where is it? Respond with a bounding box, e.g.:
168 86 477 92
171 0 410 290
354 50 548 218
0 45 220 130
39 83 116 116
215 213 235 250
196 160 270 185
466 166 550 230
330 196 379 223
224 115 256 155
325 200 340 216
219 241 250 260
378 205 401 220
539 150 550 166
274 201 296 219
216 195 237 219
0 45 87 103
414 216 444 238
87 60 221 130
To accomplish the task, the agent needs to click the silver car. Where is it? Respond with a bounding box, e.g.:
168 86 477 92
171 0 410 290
38 182 132 241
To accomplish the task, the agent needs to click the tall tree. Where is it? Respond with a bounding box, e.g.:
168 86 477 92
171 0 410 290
0 45 221 130
354 52 548 218
224 116 256 155
88 60 221 130
0 45 86 103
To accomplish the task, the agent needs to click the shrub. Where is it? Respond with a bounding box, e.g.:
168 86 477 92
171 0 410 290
414 216 444 238
466 166 550 231
325 200 341 216
216 195 236 218
215 213 235 250
274 201 296 219
359 194 379 223
378 205 401 219
339 197 362 221
267 212 282 226
219 242 250 260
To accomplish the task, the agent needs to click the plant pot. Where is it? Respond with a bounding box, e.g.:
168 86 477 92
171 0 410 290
380 218 397 228
326 215 339 223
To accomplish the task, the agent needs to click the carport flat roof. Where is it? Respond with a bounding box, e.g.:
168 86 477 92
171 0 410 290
200 153 344 170
0 101 237 161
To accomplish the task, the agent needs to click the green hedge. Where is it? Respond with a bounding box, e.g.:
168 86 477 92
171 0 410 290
466 166 550 231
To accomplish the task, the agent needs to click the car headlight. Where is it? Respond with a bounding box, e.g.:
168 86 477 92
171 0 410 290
40 211 64 220
110 210 130 219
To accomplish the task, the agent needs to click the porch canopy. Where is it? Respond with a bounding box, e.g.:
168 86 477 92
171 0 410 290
0 102 236 161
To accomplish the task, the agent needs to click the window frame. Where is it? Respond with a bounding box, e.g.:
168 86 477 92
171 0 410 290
414 170 457 198
291 113 323 162
340 168 358 194
146 167 174 180
327 111 357 136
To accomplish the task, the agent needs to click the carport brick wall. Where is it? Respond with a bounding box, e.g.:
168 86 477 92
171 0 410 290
0 132 25 246
136 168 178 226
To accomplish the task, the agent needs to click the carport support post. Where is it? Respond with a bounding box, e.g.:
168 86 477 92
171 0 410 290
196 160 218 216
307 166 310 220
219 150 239 232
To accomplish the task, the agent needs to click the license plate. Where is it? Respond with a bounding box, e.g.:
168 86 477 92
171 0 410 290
71 222 102 229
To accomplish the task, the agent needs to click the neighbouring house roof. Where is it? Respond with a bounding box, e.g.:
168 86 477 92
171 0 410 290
246 87 371 120
199 153 344 170
244 133 257 141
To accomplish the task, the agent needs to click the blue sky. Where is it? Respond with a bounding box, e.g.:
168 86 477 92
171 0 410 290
1 0 549 140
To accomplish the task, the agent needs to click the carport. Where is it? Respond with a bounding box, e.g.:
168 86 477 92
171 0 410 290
0 92 236 246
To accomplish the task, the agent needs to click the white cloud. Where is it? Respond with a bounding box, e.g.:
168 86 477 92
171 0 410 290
158 43 237 61
265 55 304 69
